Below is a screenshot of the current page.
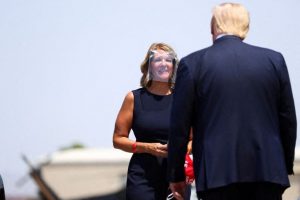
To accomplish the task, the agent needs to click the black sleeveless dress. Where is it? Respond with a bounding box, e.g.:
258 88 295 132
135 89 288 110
126 88 172 200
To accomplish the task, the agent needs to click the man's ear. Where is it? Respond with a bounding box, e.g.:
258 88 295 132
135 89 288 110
210 17 215 35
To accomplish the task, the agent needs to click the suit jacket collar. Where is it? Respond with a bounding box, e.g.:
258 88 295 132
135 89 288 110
213 35 242 44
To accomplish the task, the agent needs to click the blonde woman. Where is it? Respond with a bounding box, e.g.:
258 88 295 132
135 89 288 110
113 43 192 200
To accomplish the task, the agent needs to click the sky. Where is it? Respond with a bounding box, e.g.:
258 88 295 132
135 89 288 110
0 0 300 197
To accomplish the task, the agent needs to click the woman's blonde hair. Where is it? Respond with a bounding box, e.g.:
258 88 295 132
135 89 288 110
211 3 250 40
140 43 178 88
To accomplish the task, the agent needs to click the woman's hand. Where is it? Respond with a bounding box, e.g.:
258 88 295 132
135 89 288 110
146 143 168 157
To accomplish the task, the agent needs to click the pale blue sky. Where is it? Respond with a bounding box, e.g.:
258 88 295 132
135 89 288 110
0 0 299 196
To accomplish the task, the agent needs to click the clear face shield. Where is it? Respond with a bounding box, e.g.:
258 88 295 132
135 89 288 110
148 50 176 83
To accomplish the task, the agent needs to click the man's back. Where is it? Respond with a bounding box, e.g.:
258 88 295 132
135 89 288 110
168 3 297 200
170 35 296 191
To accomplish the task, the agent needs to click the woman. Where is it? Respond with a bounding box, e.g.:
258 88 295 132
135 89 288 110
113 43 192 200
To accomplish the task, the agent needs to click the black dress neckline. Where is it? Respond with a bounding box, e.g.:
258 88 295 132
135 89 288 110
144 88 172 97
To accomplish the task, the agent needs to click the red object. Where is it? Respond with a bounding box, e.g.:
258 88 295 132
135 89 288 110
184 154 195 184
132 142 137 153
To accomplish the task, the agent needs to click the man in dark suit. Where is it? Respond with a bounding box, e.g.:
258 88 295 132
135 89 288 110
167 2 297 200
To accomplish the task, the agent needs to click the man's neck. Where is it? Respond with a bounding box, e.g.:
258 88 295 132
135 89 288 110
213 33 235 42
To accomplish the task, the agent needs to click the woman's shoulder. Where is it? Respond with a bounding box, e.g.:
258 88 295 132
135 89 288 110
131 87 145 96
121 91 134 107
124 87 144 102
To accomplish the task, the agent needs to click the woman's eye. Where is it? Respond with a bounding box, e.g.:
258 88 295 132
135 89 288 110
152 56 173 63
153 58 162 62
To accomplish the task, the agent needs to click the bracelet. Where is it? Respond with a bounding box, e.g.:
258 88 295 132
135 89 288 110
132 142 137 153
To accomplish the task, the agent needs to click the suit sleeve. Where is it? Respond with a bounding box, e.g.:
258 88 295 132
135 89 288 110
278 54 297 174
168 58 195 182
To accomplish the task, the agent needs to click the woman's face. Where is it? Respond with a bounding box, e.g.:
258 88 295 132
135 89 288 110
149 49 174 82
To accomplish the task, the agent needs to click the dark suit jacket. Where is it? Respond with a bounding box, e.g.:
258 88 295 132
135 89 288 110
167 35 297 192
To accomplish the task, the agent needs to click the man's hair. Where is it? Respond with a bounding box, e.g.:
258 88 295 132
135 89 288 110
211 3 250 40
140 43 178 88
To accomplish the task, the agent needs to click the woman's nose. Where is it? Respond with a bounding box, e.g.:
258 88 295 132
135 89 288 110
161 59 167 65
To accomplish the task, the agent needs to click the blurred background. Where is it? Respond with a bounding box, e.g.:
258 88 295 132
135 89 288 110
0 0 299 199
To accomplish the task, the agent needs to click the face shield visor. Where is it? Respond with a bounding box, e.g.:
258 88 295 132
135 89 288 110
148 50 175 83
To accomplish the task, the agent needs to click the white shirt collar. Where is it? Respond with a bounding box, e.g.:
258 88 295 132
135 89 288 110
216 33 234 40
